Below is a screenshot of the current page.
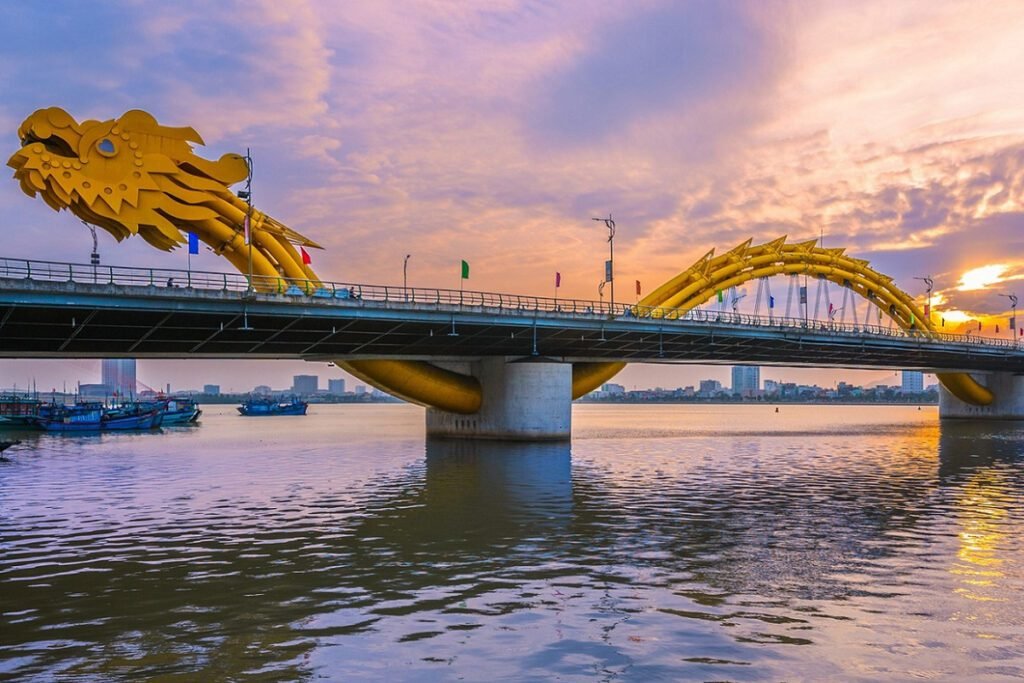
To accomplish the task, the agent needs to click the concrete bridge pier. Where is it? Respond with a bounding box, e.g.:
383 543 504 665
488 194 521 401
940 372 1024 419
425 358 572 440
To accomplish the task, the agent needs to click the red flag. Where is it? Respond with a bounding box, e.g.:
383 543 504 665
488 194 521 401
555 272 561 288
924 303 930 317
300 247 311 265
978 321 983 331
636 280 641 296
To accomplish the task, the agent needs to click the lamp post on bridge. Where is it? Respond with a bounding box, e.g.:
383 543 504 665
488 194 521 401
1001 293 1018 343
593 214 615 313
238 148 254 295
914 276 933 324
403 254 411 301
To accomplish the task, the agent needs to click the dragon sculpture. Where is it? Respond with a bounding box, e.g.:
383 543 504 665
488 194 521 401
8 107 993 410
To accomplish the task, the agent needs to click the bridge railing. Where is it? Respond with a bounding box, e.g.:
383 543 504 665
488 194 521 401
0 256 1018 350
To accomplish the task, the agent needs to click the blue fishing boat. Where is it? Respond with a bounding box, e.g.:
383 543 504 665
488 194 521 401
35 403 104 432
139 397 202 425
237 395 308 416
35 402 163 432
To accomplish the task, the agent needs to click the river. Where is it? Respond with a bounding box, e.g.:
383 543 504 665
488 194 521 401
1 404 1022 681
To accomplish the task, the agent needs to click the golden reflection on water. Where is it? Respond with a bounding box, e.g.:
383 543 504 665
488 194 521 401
952 470 1010 602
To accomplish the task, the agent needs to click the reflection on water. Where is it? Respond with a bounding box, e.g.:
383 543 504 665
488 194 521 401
1 405 1023 681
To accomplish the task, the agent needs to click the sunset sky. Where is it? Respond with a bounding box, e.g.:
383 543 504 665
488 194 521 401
1 1 1023 393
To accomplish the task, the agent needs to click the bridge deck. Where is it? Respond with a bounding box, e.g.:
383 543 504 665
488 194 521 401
1 265 1022 373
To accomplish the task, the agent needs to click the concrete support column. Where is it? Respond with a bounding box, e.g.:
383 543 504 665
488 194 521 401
426 358 572 440
940 372 1024 419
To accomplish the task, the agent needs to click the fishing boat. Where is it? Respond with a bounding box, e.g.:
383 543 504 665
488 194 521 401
35 403 105 432
139 397 202 425
0 395 43 427
237 395 308 416
103 404 164 430
35 402 163 432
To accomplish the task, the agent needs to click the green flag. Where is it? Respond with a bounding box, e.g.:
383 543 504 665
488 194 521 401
716 289 723 302
461 260 470 279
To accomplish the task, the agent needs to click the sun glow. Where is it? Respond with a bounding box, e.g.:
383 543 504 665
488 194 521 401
958 264 1008 291
940 310 974 324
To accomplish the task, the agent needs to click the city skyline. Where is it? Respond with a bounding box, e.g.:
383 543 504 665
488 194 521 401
2 2 1024 390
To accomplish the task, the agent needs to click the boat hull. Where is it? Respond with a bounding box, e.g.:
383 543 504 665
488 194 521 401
237 402 308 416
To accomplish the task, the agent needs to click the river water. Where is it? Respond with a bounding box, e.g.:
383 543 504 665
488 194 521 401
1 404 1023 681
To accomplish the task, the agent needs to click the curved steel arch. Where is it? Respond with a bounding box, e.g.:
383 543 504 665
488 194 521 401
8 109 992 409
588 236 991 406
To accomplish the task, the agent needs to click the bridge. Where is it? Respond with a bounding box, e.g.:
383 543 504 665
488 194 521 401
1 258 1021 373
8 106 1024 438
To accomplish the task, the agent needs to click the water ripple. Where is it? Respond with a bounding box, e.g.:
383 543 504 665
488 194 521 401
1 405 1023 680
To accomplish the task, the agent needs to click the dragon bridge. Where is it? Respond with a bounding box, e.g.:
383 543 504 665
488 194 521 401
7 107 993 410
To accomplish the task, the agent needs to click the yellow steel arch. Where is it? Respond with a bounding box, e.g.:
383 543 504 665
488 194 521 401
576 236 990 405
7 109 991 409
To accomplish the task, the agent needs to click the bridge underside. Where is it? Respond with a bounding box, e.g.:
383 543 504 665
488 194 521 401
1 281 1023 375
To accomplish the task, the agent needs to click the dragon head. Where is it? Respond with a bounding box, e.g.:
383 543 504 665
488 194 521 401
9 107 252 250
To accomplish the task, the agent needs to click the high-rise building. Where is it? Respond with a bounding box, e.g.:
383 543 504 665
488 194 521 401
731 365 761 397
101 359 136 396
292 374 319 395
328 378 346 395
203 384 221 395
901 371 924 393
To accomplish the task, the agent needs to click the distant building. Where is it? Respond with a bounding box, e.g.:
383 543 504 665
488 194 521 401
253 385 272 395
901 371 924 393
763 379 780 396
292 375 319 395
731 365 761 397
328 378 346 395
79 383 112 398
601 383 625 395
203 384 221 395
698 379 722 397
355 385 366 395
101 359 136 396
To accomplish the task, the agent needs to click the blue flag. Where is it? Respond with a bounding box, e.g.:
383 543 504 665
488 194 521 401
188 232 199 255
769 295 775 309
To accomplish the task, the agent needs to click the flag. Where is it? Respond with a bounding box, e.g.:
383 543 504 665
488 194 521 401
828 302 834 316
978 321 983 331
461 260 470 279
188 231 199 255
635 280 641 296
941 317 945 327
1011 316 1016 330
244 215 250 245
924 303 931 317
555 272 561 288
300 247 311 265
769 295 775 309
997 324 1001 333
798 286 807 304
716 289 723 303
910 313 915 325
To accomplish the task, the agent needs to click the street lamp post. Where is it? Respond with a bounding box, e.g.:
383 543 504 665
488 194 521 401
1000 293 1018 343
403 254 411 301
914 276 933 323
592 214 615 312
238 148 254 294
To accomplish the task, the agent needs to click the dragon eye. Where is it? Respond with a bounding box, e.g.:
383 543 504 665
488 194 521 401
96 138 117 156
